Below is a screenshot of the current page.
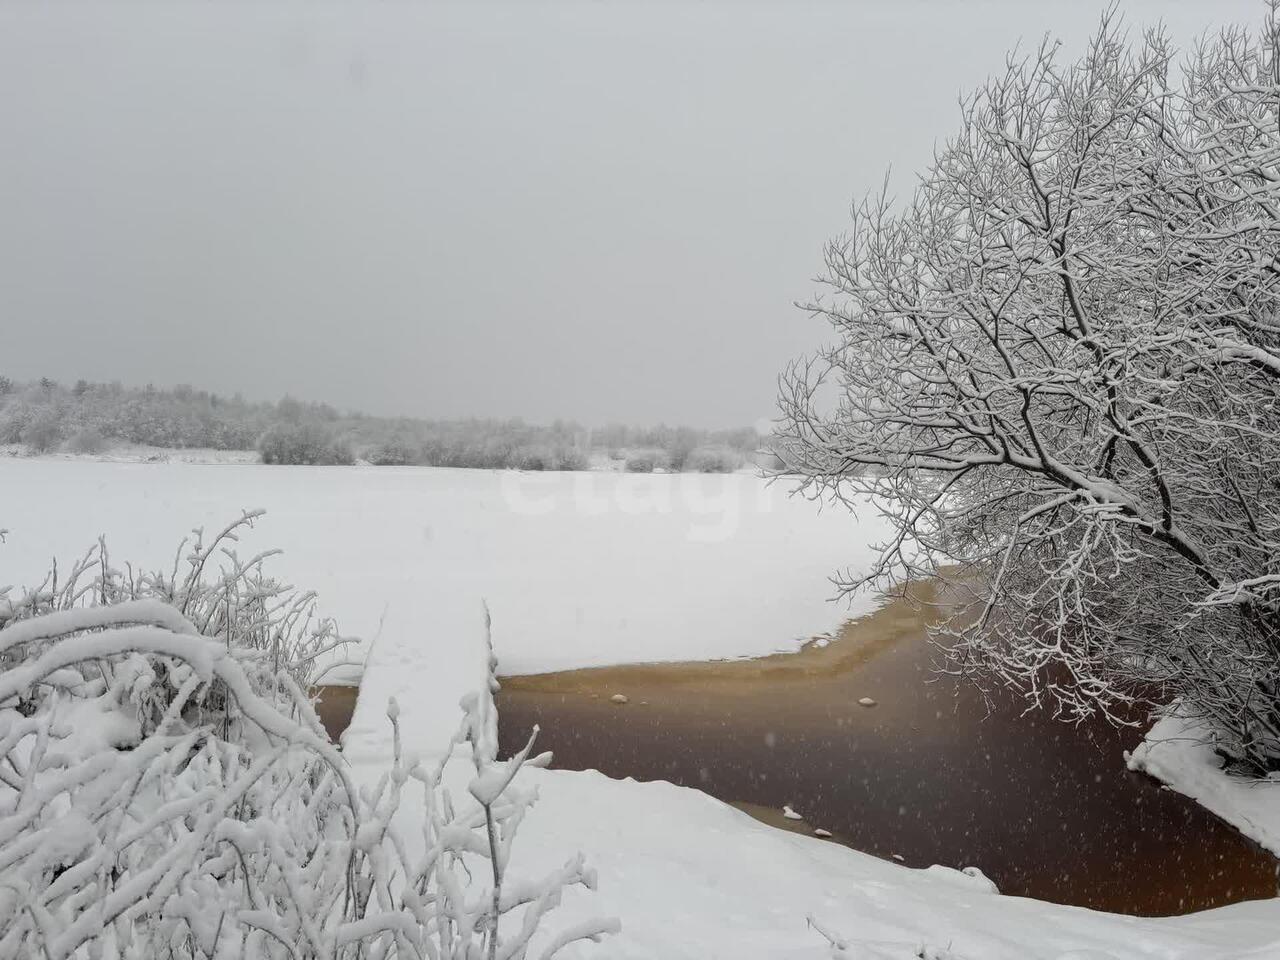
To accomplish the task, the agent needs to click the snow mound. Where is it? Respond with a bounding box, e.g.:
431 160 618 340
1128 708 1280 856
503 765 1280 959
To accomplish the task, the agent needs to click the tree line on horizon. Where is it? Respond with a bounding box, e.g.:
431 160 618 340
0 375 763 472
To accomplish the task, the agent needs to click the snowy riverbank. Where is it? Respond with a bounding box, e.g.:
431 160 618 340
4 459 1277 958
345 604 1280 960
1129 708 1280 859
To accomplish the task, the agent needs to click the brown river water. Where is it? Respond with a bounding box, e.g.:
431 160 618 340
315 582 1278 917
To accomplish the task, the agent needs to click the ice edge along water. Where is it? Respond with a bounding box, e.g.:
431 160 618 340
1129 709 1280 859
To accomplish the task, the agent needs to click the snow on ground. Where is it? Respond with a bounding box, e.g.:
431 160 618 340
4 459 1278 958
1129 708 1280 858
0 459 889 674
346 611 1280 960
509 770 1280 959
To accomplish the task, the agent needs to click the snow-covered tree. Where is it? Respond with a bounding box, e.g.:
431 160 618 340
778 7 1280 774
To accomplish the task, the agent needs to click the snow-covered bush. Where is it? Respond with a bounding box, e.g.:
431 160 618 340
684 446 741 474
0 402 30 445
258 422 354 466
623 450 668 473
368 437 420 466
0 374 762 472
18 408 61 454
623 456 653 474
777 9 1280 774
512 445 557 471
64 426 107 455
511 445 589 472
0 511 350 690
0 517 617 958
551 447 589 472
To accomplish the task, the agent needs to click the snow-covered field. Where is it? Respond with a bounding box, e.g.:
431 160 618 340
3 458 1278 958
0 459 888 677
0 457 890 742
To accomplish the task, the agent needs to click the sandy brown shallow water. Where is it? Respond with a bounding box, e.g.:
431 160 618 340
312 685 359 744
492 582 1278 917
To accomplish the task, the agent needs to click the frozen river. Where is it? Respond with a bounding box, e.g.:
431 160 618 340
0 459 889 677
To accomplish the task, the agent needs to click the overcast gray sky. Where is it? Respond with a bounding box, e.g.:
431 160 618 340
0 1 1263 427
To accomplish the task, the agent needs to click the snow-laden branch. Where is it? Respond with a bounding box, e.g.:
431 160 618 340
0 519 618 959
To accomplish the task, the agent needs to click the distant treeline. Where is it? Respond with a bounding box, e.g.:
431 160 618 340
0 376 765 471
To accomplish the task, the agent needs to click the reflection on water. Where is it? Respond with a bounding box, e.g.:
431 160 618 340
495 581 1278 917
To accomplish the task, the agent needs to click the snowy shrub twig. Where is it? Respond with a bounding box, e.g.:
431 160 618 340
0 518 617 959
